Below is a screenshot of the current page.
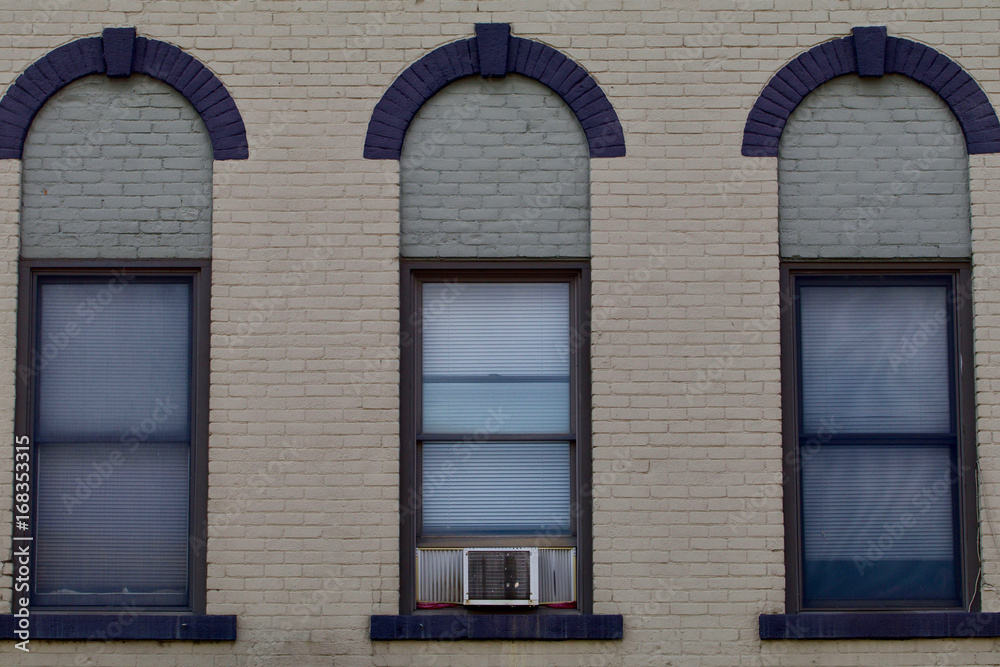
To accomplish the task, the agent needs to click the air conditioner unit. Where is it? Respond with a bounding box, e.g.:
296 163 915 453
463 547 539 606
416 547 575 607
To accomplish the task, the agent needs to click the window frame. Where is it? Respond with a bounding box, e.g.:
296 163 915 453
779 261 979 614
399 259 592 615
14 258 211 614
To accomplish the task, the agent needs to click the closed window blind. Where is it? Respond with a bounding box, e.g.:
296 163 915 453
798 284 951 434
422 441 570 534
32 278 192 607
422 282 570 434
800 443 958 604
796 278 960 605
35 281 191 443
35 442 189 606
802 444 954 561
419 281 573 536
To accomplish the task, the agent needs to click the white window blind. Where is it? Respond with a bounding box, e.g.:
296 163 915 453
422 282 570 434
419 280 573 536
422 441 570 534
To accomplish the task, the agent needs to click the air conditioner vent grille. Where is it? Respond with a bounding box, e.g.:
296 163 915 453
466 549 531 601
539 547 575 604
416 548 463 604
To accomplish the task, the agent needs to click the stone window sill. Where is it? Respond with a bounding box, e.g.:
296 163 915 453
0 614 236 641
370 614 623 640
760 612 1000 639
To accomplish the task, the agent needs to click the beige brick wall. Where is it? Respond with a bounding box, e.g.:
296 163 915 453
0 1 999 665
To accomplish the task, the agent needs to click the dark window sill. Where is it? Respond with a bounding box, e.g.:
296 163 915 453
370 614 623 640
0 614 236 641
760 612 1000 639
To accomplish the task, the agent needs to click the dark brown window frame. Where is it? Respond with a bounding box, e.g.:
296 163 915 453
14 258 211 615
399 259 593 615
779 260 979 614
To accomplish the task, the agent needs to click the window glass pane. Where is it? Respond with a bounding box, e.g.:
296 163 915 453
799 284 951 434
422 282 570 433
422 441 570 534
34 441 190 606
801 443 959 605
35 279 191 443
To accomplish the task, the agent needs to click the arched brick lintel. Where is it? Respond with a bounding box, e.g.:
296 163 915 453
364 24 626 159
742 27 1000 157
0 28 249 160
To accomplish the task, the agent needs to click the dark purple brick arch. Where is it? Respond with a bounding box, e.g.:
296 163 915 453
0 27 248 160
742 26 1000 157
364 23 626 159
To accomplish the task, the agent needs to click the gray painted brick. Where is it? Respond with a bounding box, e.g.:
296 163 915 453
21 74 212 260
400 74 589 259
779 74 970 259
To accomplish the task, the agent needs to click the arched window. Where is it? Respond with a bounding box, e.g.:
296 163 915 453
7 28 245 629
367 24 625 636
779 72 974 612
745 27 999 617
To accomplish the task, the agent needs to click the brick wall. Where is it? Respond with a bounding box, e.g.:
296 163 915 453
21 74 212 259
0 2 995 666
779 74 971 259
400 73 589 258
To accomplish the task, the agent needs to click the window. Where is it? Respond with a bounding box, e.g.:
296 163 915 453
400 262 592 613
1 29 242 639
373 25 625 635
781 264 977 611
17 262 210 611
